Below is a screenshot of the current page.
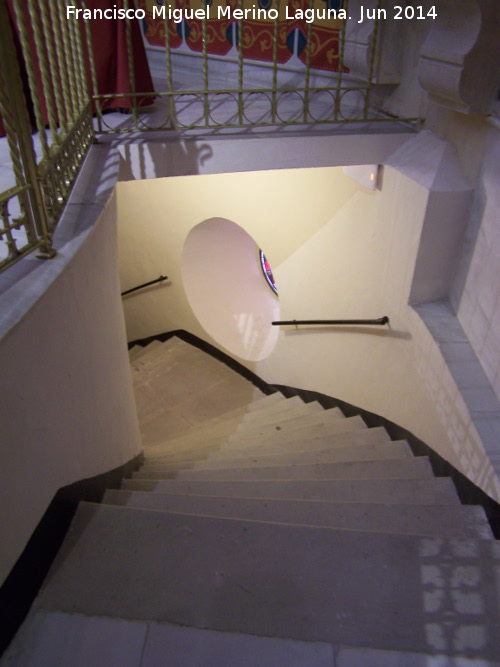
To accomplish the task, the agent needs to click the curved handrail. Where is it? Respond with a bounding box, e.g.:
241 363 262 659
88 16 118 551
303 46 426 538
121 275 168 297
272 316 389 326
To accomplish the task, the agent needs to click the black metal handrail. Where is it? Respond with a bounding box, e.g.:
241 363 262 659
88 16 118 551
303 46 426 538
121 275 168 297
272 316 389 326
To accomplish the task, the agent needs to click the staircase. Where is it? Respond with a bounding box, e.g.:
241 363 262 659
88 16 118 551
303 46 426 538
3 337 500 666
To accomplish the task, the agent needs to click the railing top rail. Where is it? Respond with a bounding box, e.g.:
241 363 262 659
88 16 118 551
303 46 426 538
272 317 390 326
121 275 168 297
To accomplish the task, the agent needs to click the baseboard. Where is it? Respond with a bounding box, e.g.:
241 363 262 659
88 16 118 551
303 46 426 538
0 452 144 657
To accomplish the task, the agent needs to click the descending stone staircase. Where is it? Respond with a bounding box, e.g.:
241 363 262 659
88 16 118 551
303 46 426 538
3 338 500 666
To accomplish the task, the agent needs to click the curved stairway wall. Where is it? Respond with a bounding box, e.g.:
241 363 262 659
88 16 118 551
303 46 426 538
117 133 500 505
0 181 142 588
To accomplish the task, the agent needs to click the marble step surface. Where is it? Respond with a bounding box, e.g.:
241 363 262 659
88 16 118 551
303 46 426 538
132 456 434 482
129 339 163 363
147 397 329 440
135 391 291 437
130 340 267 444
147 424 391 464
141 441 415 472
103 489 494 540
135 392 293 439
143 402 343 453
1 610 335 667
33 502 500 660
121 476 461 505
6 609 497 667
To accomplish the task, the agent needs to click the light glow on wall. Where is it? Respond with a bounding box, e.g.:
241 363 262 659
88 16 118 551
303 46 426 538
182 218 280 361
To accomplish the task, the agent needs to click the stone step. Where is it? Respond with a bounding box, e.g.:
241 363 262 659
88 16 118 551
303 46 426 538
241 391 286 411
133 391 287 435
121 476 461 505
128 344 150 362
132 348 236 392
130 336 187 365
198 392 288 422
236 396 323 420
35 503 500 659
142 441 415 473
229 405 344 435
132 457 434 482
133 396 294 443
148 424 391 465
142 401 340 453
130 341 266 445
131 338 232 386
146 415 373 459
103 489 494 540
2 610 335 667
147 397 328 442
129 339 168 368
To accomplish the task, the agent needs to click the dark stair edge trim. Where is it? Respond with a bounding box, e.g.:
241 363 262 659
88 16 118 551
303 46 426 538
129 329 278 396
0 452 144 658
130 330 500 538
274 384 500 539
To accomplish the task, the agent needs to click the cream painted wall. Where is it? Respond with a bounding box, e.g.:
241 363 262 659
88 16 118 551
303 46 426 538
117 166 359 342
182 218 279 361
117 156 500 502
0 195 142 585
260 167 428 421
258 166 500 501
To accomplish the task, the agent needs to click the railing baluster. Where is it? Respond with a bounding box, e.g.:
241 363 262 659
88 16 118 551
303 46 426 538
237 0 244 125
39 0 67 137
123 0 138 129
0 0 54 259
0 199 19 259
72 9 90 111
163 0 176 128
50 0 72 131
303 0 314 123
271 0 279 124
81 0 101 130
0 80 36 247
27 0 60 145
68 15 84 110
59 0 79 123
10 0 49 160
363 0 381 118
0 77 27 193
334 0 348 121
202 2 209 126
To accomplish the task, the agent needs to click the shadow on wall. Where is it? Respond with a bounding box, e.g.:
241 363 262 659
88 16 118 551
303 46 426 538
118 140 213 180
279 325 412 340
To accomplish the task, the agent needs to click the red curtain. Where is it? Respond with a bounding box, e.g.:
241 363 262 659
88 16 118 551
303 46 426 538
0 0 155 137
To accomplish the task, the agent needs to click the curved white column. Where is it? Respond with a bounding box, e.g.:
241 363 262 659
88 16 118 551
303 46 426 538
418 0 500 114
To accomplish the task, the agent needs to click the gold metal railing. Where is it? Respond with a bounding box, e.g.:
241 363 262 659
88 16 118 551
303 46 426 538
0 0 416 273
0 0 94 272
93 0 396 134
